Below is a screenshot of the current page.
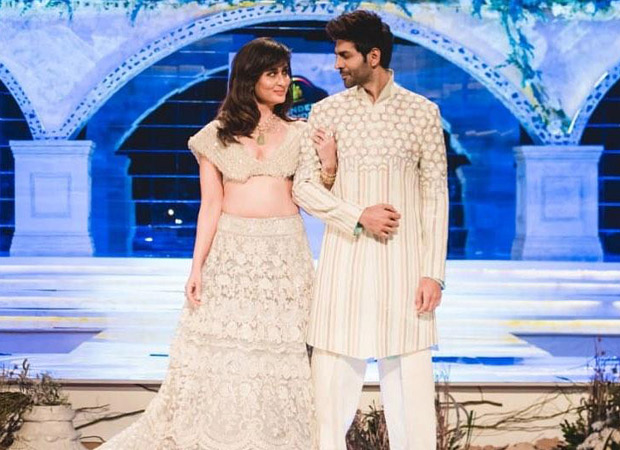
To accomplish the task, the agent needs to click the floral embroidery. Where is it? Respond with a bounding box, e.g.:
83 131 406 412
188 121 306 183
100 215 317 450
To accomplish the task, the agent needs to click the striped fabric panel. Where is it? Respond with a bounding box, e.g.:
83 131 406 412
295 79 448 359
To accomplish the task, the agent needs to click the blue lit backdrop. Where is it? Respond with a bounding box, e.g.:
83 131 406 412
0 1 619 260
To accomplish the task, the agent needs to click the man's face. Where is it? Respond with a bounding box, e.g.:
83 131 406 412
334 40 373 88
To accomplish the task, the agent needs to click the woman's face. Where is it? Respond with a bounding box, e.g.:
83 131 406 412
254 63 290 108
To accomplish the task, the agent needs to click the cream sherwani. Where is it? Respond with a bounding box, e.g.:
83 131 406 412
293 74 448 360
293 73 448 450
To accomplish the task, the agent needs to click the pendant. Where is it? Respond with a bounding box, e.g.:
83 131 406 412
257 133 265 145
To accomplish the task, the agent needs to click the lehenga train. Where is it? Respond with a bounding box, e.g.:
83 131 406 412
100 213 317 449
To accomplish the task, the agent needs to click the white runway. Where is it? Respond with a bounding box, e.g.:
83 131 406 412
1 258 618 385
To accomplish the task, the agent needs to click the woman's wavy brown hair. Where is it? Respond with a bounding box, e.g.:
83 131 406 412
216 38 293 145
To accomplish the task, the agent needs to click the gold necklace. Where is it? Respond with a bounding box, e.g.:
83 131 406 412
254 114 280 145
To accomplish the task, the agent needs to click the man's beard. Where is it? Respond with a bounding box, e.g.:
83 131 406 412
340 69 370 88
342 73 355 88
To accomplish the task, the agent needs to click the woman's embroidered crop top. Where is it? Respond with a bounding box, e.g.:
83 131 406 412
188 120 306 183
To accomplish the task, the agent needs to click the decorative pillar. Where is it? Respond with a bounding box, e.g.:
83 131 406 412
9 140 94 256
511 145 603 261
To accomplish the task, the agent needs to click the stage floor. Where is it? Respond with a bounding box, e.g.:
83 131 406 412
1 258 619 385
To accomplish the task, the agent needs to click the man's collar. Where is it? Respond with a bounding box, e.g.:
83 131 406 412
355 69 395 103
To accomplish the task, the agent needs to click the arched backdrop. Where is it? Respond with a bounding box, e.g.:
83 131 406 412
1 1 619 258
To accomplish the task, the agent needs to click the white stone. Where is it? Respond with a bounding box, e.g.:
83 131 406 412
0 3 618 142
9 140 95 256
8 405 87 450
511 145 604 261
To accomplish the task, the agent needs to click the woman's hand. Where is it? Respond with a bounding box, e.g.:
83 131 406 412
185 270 202 308
313 128 337 174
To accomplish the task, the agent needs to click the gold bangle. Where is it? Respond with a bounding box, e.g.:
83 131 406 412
320 169 337 183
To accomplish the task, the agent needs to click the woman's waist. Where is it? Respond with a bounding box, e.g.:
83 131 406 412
221 200 298 219
223 182 295 208
217 212 305 236
223 176 293 193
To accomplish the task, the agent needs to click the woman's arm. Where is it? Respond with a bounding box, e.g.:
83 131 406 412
313 128 338 189
185 156 224 306
293 112 363 236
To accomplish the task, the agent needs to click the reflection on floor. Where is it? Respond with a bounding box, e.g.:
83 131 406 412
1 258 619 384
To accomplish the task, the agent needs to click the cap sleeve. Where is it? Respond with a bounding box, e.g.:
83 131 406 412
187 121 222 168
292 119 308 132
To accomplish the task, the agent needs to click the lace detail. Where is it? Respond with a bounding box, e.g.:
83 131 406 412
293 74 447 358
311 85 447 197
188 121 306 183
182 214 314 352
100 214 317 450
419 104 448 197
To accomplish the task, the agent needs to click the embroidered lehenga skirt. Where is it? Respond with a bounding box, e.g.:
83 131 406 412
101 213 317 449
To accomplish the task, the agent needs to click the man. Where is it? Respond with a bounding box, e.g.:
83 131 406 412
292 10 448 450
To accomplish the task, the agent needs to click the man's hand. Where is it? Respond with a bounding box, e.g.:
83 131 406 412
415 278 442 314
358 204 400 239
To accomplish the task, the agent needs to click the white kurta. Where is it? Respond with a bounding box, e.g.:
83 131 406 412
293 75 449 359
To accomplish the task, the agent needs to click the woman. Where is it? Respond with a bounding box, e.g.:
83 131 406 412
100 38 337 449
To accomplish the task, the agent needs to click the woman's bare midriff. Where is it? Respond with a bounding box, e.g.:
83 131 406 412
221 176 299 218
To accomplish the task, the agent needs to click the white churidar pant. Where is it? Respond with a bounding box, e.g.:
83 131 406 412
312 348 436 450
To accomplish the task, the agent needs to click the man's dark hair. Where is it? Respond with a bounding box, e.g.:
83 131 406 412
326 10 394 68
